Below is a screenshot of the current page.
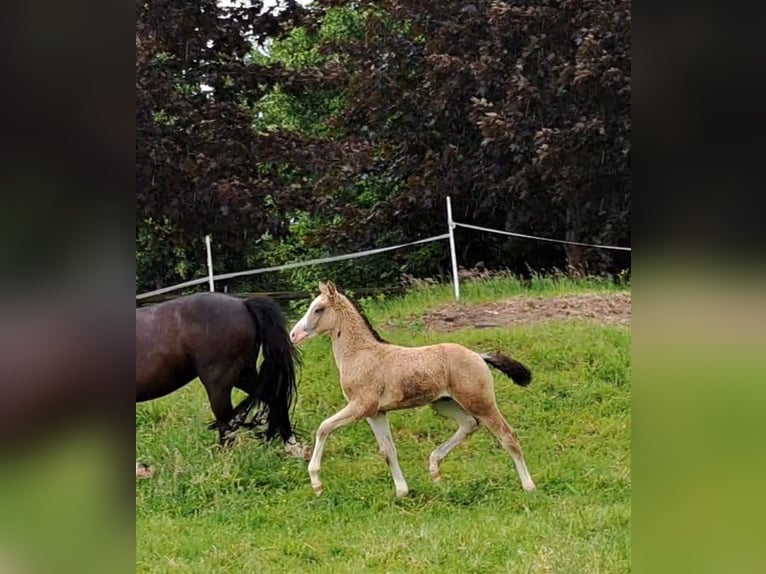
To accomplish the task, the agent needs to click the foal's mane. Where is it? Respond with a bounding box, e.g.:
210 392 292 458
339 290 388 344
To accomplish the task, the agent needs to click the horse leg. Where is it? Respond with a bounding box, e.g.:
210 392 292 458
476 406 536 492
308 402 367 496
230 394 257 428
429 398 480 482
231 361 261 429
229 381 308 458
201 378 236 446
284 435 312 460
366 413 409 497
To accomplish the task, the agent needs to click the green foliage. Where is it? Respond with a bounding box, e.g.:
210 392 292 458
253 210 405 298
136 284 631 572
136 217 202 291
249 7 367 137
252 87 345 136
136 0 319 293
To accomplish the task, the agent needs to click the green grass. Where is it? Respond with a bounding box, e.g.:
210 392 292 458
136 278 631 573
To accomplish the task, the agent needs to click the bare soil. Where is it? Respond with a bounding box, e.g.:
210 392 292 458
414 292 631 333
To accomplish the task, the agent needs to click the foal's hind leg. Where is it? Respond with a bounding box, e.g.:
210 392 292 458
478 406 536 492
429 398 480 482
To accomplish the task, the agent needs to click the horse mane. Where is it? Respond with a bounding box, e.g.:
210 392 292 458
340 291 388 344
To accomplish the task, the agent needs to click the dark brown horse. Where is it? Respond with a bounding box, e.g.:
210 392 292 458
136 293 303 454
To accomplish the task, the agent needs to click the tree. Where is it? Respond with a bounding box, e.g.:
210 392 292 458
285 0 631 276
136 0 631 293
136 0 337 291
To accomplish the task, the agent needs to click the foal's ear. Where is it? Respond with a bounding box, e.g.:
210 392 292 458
318 281 337 300
325 281 337 299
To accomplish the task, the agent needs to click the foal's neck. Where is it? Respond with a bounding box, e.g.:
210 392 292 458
329 299 382 362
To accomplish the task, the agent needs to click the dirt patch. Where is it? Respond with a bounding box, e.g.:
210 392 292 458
412 292 631 333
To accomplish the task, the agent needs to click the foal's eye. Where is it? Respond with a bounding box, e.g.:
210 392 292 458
314 307 324 314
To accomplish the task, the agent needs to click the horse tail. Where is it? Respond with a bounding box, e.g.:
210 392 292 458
480 353 532 387
243 297 301 442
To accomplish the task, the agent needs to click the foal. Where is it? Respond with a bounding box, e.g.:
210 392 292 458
290 282 536 497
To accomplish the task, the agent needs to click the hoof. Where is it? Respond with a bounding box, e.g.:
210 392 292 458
430 470 442 483
135 463 153 480
523 481 537 492
395 488 409 498
312 484 324 497
285 440 311 460
220 433 237 447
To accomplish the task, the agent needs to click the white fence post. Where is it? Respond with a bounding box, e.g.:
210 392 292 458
446 196 460 301
205 235 215 292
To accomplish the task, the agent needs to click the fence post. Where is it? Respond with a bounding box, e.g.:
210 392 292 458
446 196 460 301
205 234 215 292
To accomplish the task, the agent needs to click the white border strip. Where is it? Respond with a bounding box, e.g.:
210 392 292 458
453 221 631 252
136 233 450 300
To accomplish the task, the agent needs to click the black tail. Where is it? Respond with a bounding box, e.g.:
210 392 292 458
242 297 300 442
481 353 532 387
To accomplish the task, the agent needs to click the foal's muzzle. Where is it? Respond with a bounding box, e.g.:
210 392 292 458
290 325 311 345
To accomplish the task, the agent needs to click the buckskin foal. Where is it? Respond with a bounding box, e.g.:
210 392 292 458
289 281 536 497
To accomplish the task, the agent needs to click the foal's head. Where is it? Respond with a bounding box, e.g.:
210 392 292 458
289 281 387 346
290 282 342 345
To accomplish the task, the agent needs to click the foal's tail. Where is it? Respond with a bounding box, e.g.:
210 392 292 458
243 297 300 442
481 353 532 387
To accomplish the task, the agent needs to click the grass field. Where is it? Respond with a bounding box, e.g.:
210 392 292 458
136 276 631 573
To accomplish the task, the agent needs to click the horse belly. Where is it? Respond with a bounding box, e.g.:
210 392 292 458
379 375 447 411
136 375 190 402
135 350 193 402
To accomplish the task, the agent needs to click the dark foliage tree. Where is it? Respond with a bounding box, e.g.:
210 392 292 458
301 0 631 276
136 0 346 290
136 0 630 293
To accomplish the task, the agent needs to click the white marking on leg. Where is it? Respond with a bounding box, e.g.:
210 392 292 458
479 409 536 492
284 434 311 460
308 403 364 496
367 413 409 497
511 455 536 492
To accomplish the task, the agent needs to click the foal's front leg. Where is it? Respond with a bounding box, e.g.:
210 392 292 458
367 413 409 497
308 402 367 496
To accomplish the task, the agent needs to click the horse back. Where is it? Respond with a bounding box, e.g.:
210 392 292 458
135 294 255 401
